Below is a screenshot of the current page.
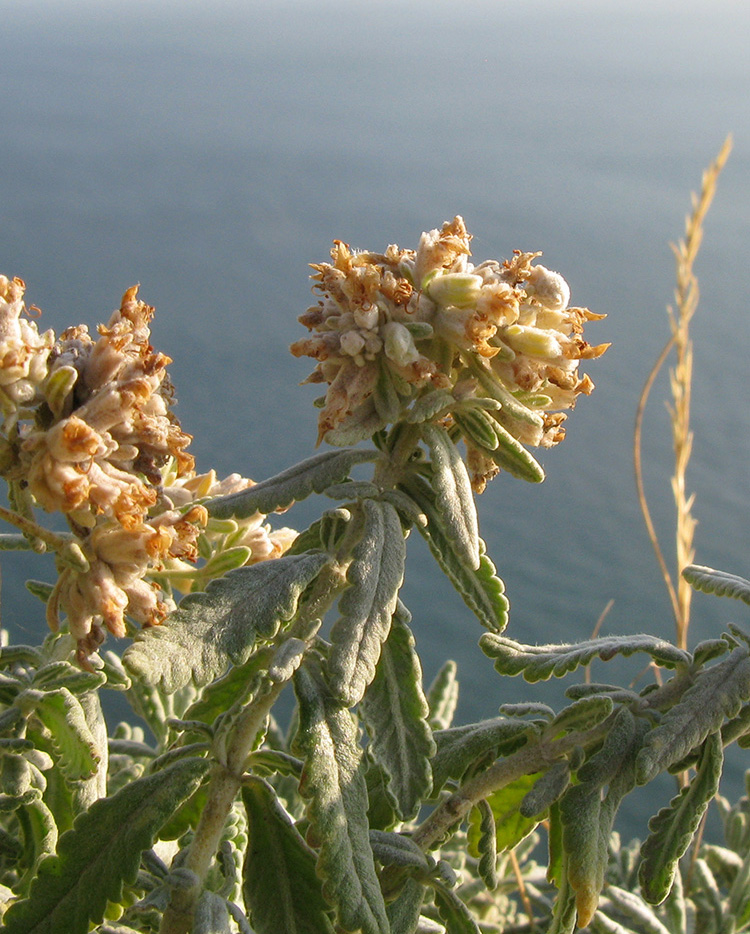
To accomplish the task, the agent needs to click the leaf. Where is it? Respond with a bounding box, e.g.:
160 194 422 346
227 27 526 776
639 731 723 905
241 776 335 934
480 633 690 682
405 388 454 423
559 709 644 929
682 564 750 605
487 421 545 483
292 660 389 934
467 773 541 856
207 448 381 519
359 604 435 819
520 761 571 818
544 696 614 738
426 660 459 730
369 830 433 873
636 645 750 784
123 553 330 691
432 880 482 934
422 424 480 569
193 892 234 934
386 878 426 934
328 499 405 707
473 798 498 889
400 473 508 632
431 717 531 794
604 885 673 934
452 407 501 452
1 757 209 934
23 688 101 782
181 646 275 727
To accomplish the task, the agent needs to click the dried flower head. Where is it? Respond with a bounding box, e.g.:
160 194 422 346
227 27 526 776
0 280 295 665
292 217 608 488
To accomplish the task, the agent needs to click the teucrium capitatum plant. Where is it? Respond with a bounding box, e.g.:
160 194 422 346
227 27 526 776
0 200 748 934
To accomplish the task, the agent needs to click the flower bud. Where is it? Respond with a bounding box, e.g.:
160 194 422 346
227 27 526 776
425 272 483 308
526 264 570 311
382 321 420 367
505 324 563 360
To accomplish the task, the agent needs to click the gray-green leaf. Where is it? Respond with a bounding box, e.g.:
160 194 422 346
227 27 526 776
123 553 330 691
1 757 209 934
328 499 405 707
360 605 435 819
208 448 381 519
241 776 335 934
293 660 389 934
682 564 750 606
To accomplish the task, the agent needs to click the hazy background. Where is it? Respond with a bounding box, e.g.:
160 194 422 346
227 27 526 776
2 0 750 832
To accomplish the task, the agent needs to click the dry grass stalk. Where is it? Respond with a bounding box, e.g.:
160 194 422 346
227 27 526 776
634 135 732 649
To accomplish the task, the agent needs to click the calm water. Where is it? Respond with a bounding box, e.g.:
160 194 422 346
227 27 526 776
2 0 750 832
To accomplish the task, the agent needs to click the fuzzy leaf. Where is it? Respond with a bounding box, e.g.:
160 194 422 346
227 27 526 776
2 757 208 934
545 696 614 738
473 798 498 889
328 499 405 706
600 887 671 934
422 425 480 569
193 891 232 934
427 660 459 730
682 564 750 605
560 710 644 928
487 421 545 482
636 646 750 784
480 633 689 682
23 688 101 782
468 773 541 856
369 830 432 873
241 776 335 934
292 660 389 934
207 448 381 519
520 760 571 818
432 881 482 934
400 473 507 632
359 604 435 819
181 646 275 727
123 553 330 691
639 731 723 905
386 878 426 934
452 407 501 452
431 717 531 794
406 389 454 423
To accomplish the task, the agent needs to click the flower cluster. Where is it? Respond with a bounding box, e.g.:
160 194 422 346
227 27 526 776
0 279 294 664
291 217 607 488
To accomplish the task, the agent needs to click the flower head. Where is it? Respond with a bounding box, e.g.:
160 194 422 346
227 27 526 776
293 218 608 487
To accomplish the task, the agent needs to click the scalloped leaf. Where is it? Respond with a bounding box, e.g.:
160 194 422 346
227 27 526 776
399 474 507 632
241 776 335 934
559 709 644 928
406 388 454 424
545 696 614 739
639 731 723 906
636 645 750 784
480 633 690 682
23 687 101 782
682 564 750 605
431 717 531 794
207 448 381 519
1 757 208 934
123 553 330 691
422 425 480 570
473 798 498 889
328 499 405 707
426 660 459 731
292 659 389 934
603 885 672 933
369 830 432 873
359 604 435 819
432 880 482 934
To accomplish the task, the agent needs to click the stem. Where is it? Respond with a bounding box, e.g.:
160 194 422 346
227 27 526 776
159 558 348 934
0 503 79 558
